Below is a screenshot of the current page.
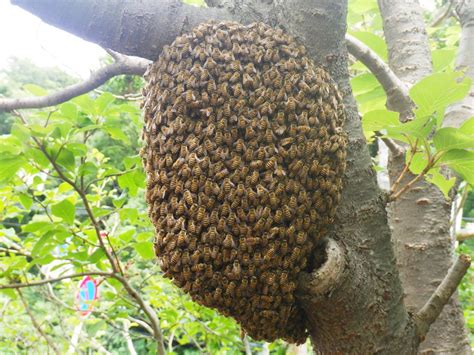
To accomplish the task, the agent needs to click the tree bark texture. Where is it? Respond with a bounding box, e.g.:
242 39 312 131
12 0 468 352
378 0 472 353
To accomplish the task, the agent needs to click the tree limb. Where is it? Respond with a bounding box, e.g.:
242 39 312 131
17 288 62 355
0 54 150 111
0 272 113 289
11 0 233 60
345 34 414 117
414 254 472 339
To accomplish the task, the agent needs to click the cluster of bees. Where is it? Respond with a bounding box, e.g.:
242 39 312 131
141 21 346 343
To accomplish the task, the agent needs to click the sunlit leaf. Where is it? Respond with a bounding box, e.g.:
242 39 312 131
433 127 474 151
23 83 47 96
134 241 155 260
439 149 474 184
51 199 75 224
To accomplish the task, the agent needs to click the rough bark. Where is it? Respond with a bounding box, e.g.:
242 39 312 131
378 0 472 353
10 0 468 352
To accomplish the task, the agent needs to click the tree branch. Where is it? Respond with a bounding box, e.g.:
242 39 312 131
11 0 233 60
414 254 472 339
345 34 414 117
17 288 61 355
0 55 150 111
0 272 113 290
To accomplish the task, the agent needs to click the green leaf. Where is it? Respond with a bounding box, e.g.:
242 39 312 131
387 115 436 140
460 117 474 135
362 110 400 133
23 221 54 234
103 125 130 144
426 170 456 198
51 199 75 224
59 102 78 121
66 143 88 157
439 149 474 184
118 172 138 196
55 148 76 171
0 155 26 183
134 241 155 260
432 49 455 73
119 229 135 243
78 162 98 177
18 193 33 209
31 231 54 257
407 151 428 175
89 249 106 263
23 84 47 96
0 135 23 155
350 31 387 61
95 92 115 114
350 73 379 96
410 72 472 117
433 127 474 151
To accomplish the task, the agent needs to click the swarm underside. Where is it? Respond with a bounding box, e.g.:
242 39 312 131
141 21 346 343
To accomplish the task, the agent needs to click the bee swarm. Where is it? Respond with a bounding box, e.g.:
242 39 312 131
141 21 346 344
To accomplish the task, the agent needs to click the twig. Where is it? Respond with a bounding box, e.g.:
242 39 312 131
17 288 61 355
345 34 413 116
430 0 454 27
1 272 113 290
243 334 252 355
122 319 138 355
390 139 419 194
0 55 150 111
113 274 166 355
457 231 474 242
414 254 472 339
374 132 404 157
129 316 154 336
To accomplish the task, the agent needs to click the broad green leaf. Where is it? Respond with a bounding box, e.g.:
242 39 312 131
95 92 115 114
0 155 26 183
0 135 23 155
362 110 400 133
51 199 75 224
134 241 155 260
78 162 98 177
118 171 138 196
407 151 428 175
351 73 379 96
410 72 471 117
104 125 130 144
55 148 76 171
439 149 474 184
59 102 78 121
460 117 474 135
23 84 47 96
426 170 456 199
31 231 54 257
350 31 388 61
432 49 455 73
73 94 95 115
433 127 474 151
18 193 33 209
23 221 54 234
66 143 88 157
387 115 436 140
89 248 106 263
119 229 135 243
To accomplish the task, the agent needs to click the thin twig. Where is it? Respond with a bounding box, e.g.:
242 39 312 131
0 55 150 111
414 254 472 339
1 272 113 290
17 288 61 355
390 139 419 194
430 0 454 27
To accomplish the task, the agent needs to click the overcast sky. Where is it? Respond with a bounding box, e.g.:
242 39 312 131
0 1 105 79
0 0 436 80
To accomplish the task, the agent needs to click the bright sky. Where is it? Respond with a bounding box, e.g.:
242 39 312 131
0 1 105 79
0 0 436 80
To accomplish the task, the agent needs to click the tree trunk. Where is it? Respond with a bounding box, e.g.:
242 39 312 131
378 0 471 353
11 0 469 352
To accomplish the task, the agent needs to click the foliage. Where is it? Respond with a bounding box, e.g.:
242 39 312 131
0 86 290 353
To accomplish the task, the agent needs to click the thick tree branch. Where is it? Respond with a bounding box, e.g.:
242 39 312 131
346 34 414 117
0 272 113 290
0 55 150 111
414 254 472 339
11 0 233 60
